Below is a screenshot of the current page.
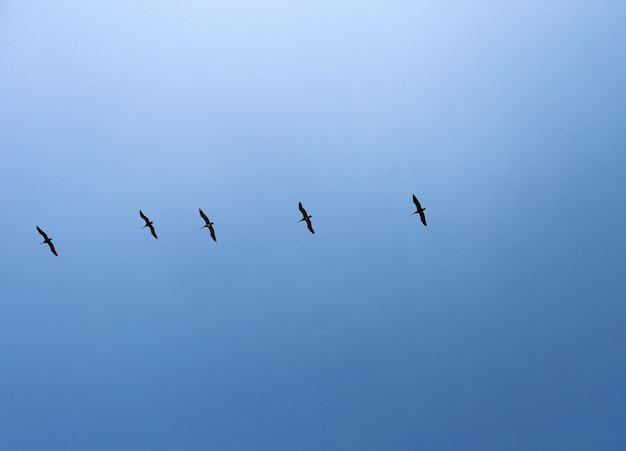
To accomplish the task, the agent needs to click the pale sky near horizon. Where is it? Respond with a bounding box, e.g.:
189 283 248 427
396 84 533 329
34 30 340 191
1 1 626 449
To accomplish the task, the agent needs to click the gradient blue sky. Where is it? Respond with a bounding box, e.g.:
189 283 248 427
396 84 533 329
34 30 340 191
1 1 625 449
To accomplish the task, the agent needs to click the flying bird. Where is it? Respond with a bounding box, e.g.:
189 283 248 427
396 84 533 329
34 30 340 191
411 194 427 226
36 226 58 256
139 210 158 239
298 202 315 234
198 208 217 242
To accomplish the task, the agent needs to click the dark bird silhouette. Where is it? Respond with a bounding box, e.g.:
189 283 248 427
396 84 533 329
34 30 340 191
411 194 427 226
36 226 58 256
198 208 217 242
139 210 158 239
298 202 315 234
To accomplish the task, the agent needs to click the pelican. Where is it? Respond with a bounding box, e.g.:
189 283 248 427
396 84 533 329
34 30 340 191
139 210 158 239
411 194 427 226
298 202 315 234
36 226 58 256
198 208 217 242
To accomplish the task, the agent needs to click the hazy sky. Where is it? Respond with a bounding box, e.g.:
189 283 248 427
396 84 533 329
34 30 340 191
1 1 625 449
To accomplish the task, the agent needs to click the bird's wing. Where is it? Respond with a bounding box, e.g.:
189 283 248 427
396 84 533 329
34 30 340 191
419 211 427 226
306 219 315 234
36 226 48 240
149 224 158 239
209 225 217 242
140 210 149 222
48 242 58 256
298 202 307 217
199 208 209 223
412 194 422 210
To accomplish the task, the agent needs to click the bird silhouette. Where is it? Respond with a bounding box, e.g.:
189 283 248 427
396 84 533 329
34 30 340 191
411 194 427 226
36 226 58 256
298 202 315 234
198 208 217 242
139 210 158 239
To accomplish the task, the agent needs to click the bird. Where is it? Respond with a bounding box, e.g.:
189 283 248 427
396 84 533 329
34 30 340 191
139 210 158 239
198 208 217 242
298 202 315 234
411 194 427 226
36 226 58 256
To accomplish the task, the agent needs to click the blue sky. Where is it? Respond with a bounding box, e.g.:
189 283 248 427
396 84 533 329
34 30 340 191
1 1 625 449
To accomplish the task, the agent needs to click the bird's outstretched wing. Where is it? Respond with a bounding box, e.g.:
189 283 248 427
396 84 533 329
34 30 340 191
305 220 315 234
48 241 58 256
412 194 422 210
199 208 209 224
148 224 158 239
298 202 308 218
208 224 217 242
139 210 148 222
36 226 49 240
419 211 427 226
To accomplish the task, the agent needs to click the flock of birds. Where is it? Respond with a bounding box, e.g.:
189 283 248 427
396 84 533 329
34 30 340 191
35 195 428 256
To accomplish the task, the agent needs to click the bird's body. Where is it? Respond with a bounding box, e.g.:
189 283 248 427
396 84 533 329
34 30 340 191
411 194 427 226
36 226 58 256
298 202 315 234
199 208 217 242
139 210 158 239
